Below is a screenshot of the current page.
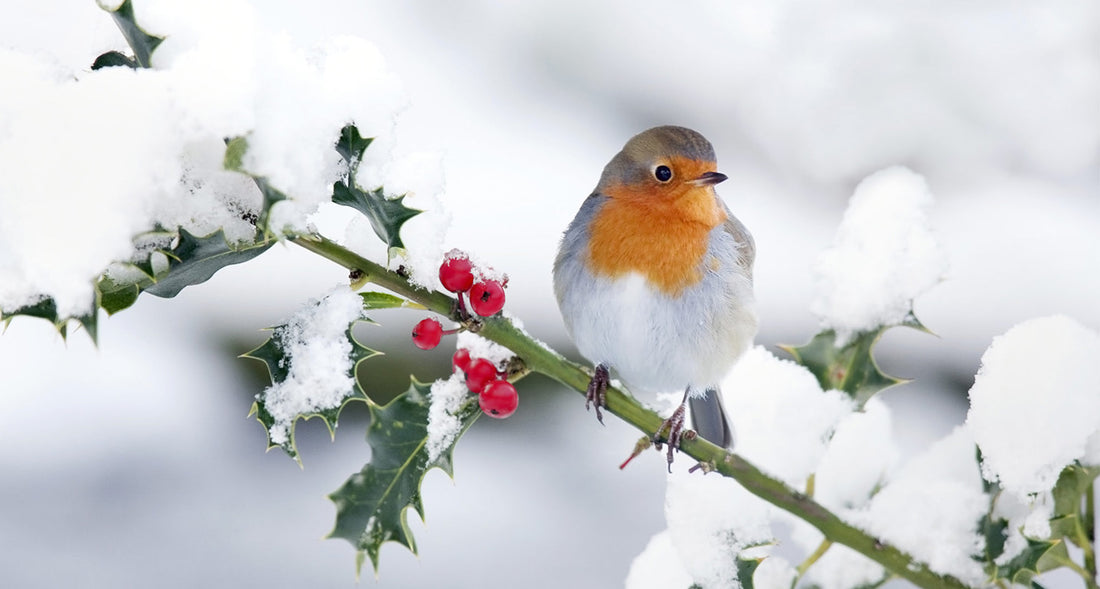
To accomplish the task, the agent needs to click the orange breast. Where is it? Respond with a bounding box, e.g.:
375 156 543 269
586 179 726 296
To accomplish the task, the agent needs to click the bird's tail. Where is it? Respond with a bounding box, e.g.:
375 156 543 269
687 387 734 449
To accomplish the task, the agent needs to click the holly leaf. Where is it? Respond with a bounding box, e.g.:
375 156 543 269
331 124 421 254
91 50 137 70
359 291 425 311
243 319 379 462
332 183 421 253
736 555 763 589
779 313 926 408
328 379 480 575
336 124 373 167
1 297 98 343
102 0 163 69
996 537 1068 585
143 228 273 298
1047 463 1100 554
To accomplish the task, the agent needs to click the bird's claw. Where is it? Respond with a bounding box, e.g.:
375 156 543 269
653 404 691 471
586 363 610 424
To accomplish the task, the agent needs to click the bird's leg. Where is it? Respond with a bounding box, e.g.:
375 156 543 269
586 363 610 424
654 388 693 470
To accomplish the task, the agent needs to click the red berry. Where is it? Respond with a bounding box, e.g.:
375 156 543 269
411 318 443 350
439 253 474 293
469 280 506 316
465 358 498 393
452 349 471 373
479 380 518 418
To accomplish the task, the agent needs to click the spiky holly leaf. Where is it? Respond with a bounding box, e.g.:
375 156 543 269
244 319 379 462
92 229 272 316
1046 463 1100 553
91 50 137 70
996 537 1069 585
779 314 927 408
331 124 421 254
736 555 764 589
1 297 98 343
143 228 273 298
336 124 373 167
102 0 163 69
328 379 480 575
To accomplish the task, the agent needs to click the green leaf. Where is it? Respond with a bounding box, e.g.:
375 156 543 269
102 0 163 68
336 124 373 169
779 325 907 408
332 183 421 253
736 555 763 589
2 297 98 343
91 50 137 70
359 292 423 311
996 537 1067 585
327 379 480 575
92 229 273 316
331 124 421 254
243 319 379 461
223 136 249 173
143 228 273 298
1052 463 1100 518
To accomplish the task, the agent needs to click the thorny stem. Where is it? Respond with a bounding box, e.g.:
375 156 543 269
291 233 969 589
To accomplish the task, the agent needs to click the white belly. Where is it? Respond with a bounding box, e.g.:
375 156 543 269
563 271 756 394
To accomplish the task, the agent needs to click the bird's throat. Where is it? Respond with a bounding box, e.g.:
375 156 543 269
586 186 726 296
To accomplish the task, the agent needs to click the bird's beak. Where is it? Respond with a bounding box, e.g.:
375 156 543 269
692 171 728 186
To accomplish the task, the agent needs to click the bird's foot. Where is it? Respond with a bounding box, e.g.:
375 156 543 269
586 363 610 424
653 403 694 471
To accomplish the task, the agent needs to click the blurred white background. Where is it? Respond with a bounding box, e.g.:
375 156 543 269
1 0 1097 587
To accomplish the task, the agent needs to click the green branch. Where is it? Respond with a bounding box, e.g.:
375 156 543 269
291 234 968 589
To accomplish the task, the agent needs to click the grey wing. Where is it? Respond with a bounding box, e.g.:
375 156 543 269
721 203 755 280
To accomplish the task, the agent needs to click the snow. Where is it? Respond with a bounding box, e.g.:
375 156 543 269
259 286 364 445
663 468 775 588
722 346 854 487
0 0 412 317
455 330 514 369
813 397 900 512
967 315 1100 499
855 426 987 584
811 166 947 344
624 531 693 589
425 374 472 463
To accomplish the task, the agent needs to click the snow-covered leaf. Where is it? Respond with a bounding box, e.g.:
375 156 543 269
144 228 273 297
328 379 480 575
1 297 97 343
778 318 918 408
331 124 421 254
244 296 377 461
102 0 163 68
91 50 138 70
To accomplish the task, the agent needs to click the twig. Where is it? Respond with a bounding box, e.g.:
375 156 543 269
291 234 969 589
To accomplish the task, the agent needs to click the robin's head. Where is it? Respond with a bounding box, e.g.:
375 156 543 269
595 126 727 197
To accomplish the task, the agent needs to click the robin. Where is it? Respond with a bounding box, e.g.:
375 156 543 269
553 125 757 466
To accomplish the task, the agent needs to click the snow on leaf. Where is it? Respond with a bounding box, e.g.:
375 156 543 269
331 124 421 254
101 0 163 69
243 290 375 461
327 379 480 575
143 228 273 298
778 319 916 408
1 297 98 343
996 537 1069 586
91 50 138 70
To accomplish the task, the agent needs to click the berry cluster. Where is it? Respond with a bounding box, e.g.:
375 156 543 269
452 349 517 419
408 251 518 419
439 250 506 317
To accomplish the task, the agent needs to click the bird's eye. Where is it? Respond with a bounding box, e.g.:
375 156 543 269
654 165 673 182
